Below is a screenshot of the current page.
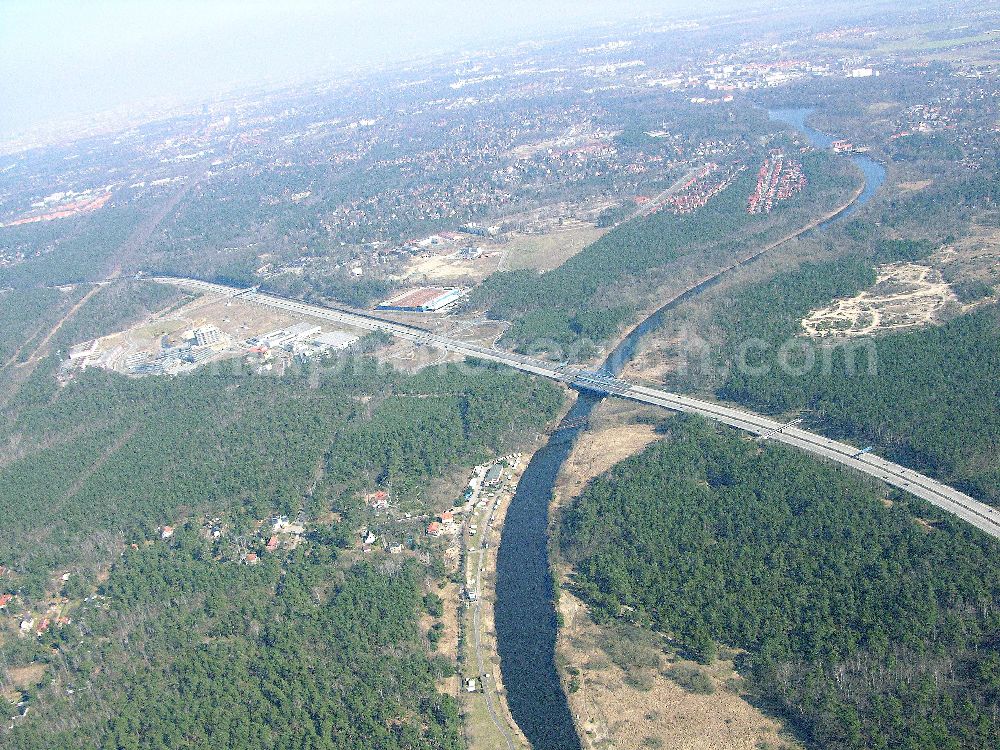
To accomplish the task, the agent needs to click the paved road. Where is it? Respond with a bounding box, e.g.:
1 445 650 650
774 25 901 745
631 164 708 218
152 277 1000 540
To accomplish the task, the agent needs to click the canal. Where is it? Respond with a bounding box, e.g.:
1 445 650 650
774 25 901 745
494 106 884 750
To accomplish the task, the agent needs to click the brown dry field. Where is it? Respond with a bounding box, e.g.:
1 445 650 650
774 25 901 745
3 662 48 704
502 226 609 272
6 663 46 691
398 224 607 286
557 590 803 750
555 420 661 502
402 254 499 284
431 580 461 696
621 332 687 385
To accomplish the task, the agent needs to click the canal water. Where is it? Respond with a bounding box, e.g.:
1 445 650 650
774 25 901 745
494 107 884 750
768 107 887 223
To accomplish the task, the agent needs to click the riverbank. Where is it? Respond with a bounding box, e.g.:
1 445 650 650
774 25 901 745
493 109 887 749
491 177 869 749
461 394 580 750
461 453 532 750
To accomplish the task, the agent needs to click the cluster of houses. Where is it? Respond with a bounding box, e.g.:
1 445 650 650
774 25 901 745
9 588 72 639
747 152 807 214
425 456 516 539
665 161 748 214
242 515 307 565
158 512 307 567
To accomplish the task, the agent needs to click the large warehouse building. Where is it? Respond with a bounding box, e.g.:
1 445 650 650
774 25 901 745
376 287 467 312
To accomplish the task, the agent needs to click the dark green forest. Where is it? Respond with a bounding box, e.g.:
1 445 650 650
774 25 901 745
0 355 561 590
0 281 181 366
561 416 1000 749
679 239 1000 504
0 206 154 288
0 286 86 364
4 531 462 750
0 284 561 748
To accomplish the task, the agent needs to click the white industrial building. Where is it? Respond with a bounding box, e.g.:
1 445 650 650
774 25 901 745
192 325 223 347
312 331 359 350
257 322 322 349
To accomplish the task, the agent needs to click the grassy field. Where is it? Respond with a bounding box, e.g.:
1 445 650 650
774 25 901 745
502 226 609 272
880 28 1000 52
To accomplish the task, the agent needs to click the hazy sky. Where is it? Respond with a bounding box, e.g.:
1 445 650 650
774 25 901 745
0 0 692 139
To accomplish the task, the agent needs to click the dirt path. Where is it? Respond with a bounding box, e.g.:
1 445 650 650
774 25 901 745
20 284 105 366
61 424 139 503
110 166 207 276
464 452 537 750
0 285 107 412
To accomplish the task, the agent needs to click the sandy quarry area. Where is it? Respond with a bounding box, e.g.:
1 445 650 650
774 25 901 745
896 178 934 193
801 262 958 337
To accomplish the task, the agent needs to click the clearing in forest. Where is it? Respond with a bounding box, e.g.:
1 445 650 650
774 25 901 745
800 262 957 337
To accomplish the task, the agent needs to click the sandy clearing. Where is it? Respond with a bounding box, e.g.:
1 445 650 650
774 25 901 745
402 254 497 283
801 262 958 337
897 179 934 192
6 662 47 691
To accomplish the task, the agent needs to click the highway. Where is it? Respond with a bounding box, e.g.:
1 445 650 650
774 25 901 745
152 276 1000 541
